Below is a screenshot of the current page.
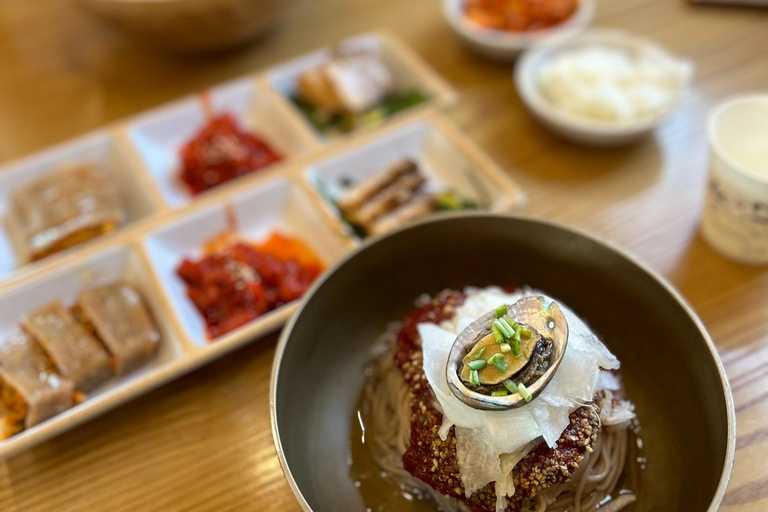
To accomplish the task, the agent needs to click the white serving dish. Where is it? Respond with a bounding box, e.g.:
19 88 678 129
0 32 523 457
442 0 595 61
143 176 351 347
263 32 458 141
514 29 693 146
127 76 319 208
302 116 524 239
0 131 162 282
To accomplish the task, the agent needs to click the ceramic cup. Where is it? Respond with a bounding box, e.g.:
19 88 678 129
701 94 768 265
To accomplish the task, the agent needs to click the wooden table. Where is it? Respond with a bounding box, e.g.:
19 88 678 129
0 0 767 510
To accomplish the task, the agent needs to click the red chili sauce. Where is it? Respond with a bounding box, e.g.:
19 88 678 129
179 114 282 195
176 232 323 339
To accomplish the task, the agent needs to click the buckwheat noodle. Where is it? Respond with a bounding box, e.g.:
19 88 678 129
362 325 636 512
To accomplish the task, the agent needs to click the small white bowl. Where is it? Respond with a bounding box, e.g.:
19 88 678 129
442 0 595 61
514 29 693 146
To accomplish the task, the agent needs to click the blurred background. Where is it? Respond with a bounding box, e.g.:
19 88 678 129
0 1 767 511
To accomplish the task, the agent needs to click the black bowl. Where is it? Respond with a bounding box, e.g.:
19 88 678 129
271 213 734 512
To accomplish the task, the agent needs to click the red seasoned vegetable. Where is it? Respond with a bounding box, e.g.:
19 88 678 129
178 114 282 195
465 0 578 32
176 233 323 339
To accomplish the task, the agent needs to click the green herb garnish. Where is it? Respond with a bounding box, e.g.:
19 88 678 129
498 318 515 338
495 305 507 318
500 343 512 353
492 324 504 344
473 347 487 359
518 383 533 402
470 369 480 386
494 319 512 339
491 390 509 397
511 339 521 358
468 359 487 371
489 354 508 373
503 380 519 394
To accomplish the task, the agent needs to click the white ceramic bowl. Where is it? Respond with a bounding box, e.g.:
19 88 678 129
442 0 595 61
514 29 693 146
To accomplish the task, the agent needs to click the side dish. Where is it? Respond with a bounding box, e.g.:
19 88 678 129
0 333 78 439
22 301 112 392
537 41 692 123
352 287 638 512
464 0 579 32
74 283 162 375
292 51 428 134
179 113 282 195
8 165 125 262
0 282 160 439
176 231 324 339
321 158 478 237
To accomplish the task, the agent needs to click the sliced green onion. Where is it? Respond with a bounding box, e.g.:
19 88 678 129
500 343 512 353
520 326 533 339
468 359 486 370
494 319 512 339
473 347 486 359
470 369 480 386
491 324 504 343
498 318 515 338
514 324 523 338
518 383 533 402
491 390 508 397
511 339 521 358
490 354 508 372
503 380 518 394
494 304 507 318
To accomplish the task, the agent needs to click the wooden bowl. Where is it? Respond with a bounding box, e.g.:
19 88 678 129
82 0 288 53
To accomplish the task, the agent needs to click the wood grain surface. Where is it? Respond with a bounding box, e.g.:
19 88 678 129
1 0 767 510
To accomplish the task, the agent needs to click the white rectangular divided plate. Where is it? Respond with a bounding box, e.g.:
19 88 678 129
143 177 350 346
0 245 185 458
264 32 457 140
127 77 319 209
0 32 526 457
303 117 525 237
0 132 159 281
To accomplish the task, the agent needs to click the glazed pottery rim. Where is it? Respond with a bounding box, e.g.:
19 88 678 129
269 211 735 512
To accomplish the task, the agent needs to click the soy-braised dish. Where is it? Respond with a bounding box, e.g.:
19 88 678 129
292 51 428 134
176 231 324 339
178 113 282 195
8 165 125 262
0 282 160 439
352 287 639 512
319 158 478 237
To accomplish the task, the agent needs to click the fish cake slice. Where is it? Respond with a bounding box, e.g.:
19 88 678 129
0 333 75 438
9 165 125 262
22 301 112 392
76 283 161 375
